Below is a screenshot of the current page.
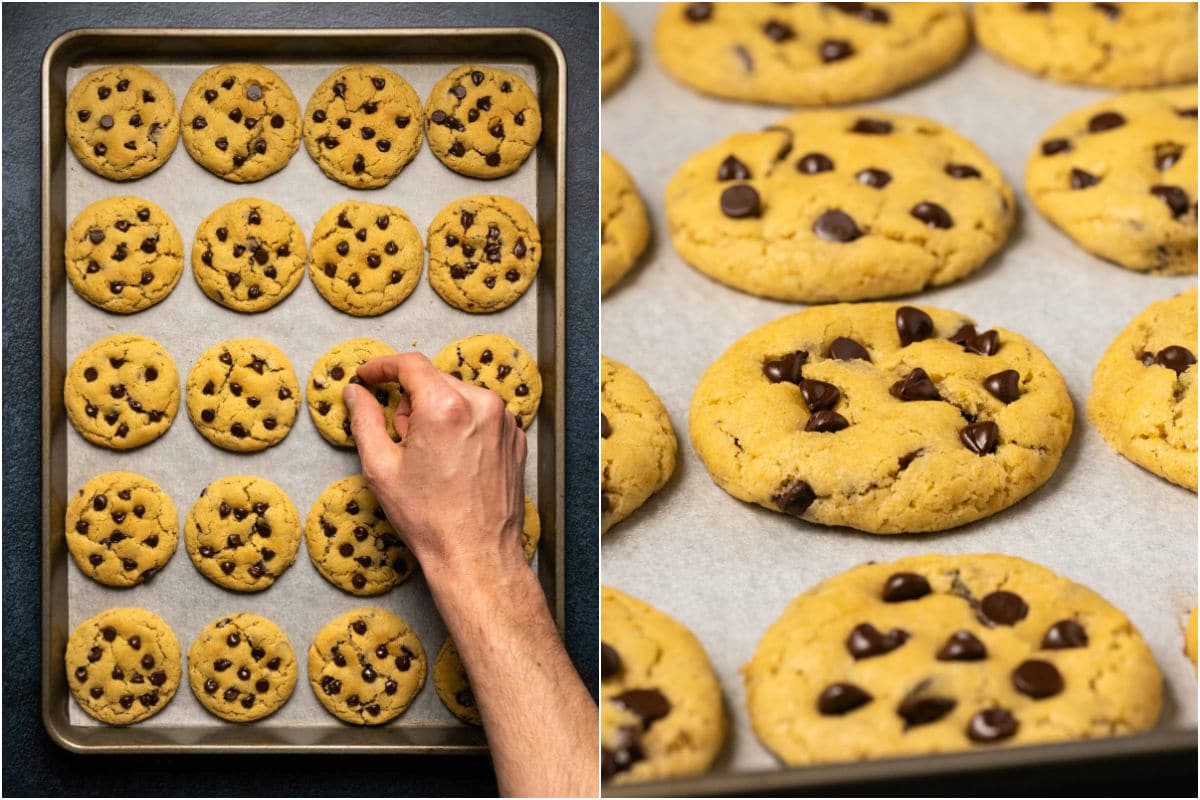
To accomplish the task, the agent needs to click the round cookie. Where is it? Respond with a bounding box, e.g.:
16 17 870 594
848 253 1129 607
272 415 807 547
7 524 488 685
65 334 179 450
654 3 969 106
66 65 180 181
304 475 418 596
65 607 181 725
1187 607 1198 668
665 109 1015 302
601 357 677 534
601 153 650 295
181 63 301 182
744 554 1164 766
303 65 423 189
434 639 481 726
424 65 542 179
975 2 1198 89
187 612 298 722
307 338 403 447
601 586 726 784
185 338 300 451
602 4 636 97
427 195 541 313
433 334 542 429
192 198 308 312
1025 87 1197 275
65 471 178 587
1087 288 1197 491
309 201 423 317
308 607 427 725
65 197 184 314
689 303 1074 534
184 476 301 592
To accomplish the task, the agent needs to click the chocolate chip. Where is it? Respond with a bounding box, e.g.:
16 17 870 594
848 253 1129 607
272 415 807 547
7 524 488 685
797 152 834 174
245 83 263 101
937 630 987 661
890 368 940 402
829 336 870 362
773 481 815 517
984 370 1020 403
1042 620 1088 650
945 163 981 179
99 114 114 130
846 623 909 659
1041 138 1072 156
93 143 106 156
352 620 368 635
719 185 761 218
882 572 930 602
895 306 934 346
819 39 854 62
1155 143 1184 172
1150 185 1190 218
968 708 1018 743
612 689 671 727
1154 345 1196 375
812 210 861 242
1012 659 1063 699
600 643 622 679
798 380 839 412
685 2 712 21
763 19 795 41
850 118 892 135
856 168 891 188
818 683 872 715
1070 168 1100 190
911 202 953 229
898 690 956 728
1088 112 1125 132
763 350 807 384
717 155 751 181
948 323 1000 356
980 590 1027 626
960 421 999 456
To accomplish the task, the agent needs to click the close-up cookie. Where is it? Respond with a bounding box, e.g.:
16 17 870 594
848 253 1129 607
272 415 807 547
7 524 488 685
65 196 184 314
653 3 970 106
65 333 179 450
601 154 650 295
432 334 542 429
66 65 180 181
180 63 301 182
185 338 300 451
192 198 308 312
601 585 726 784
307 338 403 447
309 201 424 316
426 195 541 313
744 554 1163 766
303 65 424 189
689 303 1074 534
187 612 298 722
1087 288 1197 491
424 65 542 179
434 639 482 726
1025 87 1197 275
602 4 636 97
308 607 427 725
304 475 418 596
601 357 677 534
975 2 1198 89
65 471 178 587
184 476 301 592
65 607 181 725
665 109 1015 302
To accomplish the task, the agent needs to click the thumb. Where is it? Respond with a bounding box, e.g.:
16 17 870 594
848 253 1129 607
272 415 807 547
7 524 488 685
345 383 398 462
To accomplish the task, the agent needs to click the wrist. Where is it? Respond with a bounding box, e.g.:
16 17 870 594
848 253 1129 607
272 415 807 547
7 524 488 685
422 540 546 630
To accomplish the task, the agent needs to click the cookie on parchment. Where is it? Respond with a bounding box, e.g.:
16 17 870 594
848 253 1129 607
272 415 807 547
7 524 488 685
303 65 424 189
65 607 181 725
307 338 403 448
433 334 542 429
192 198 308 312
665 109 1015 302
424 65 542 179
188 612 298 722
185 338 300 451
600 153 649 295
1087 288 1197 491
602 4 636 97
427 195 541 313
308 607 427 726
1025 87 1197 275
65 334 179 450
181 63 301 182
66 65 180 181
309 201 423 317
434 639 481 726
744 554 1163 766
66 471 178 587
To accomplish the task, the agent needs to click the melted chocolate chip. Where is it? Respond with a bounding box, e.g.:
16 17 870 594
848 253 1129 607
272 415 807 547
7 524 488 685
1088 111 1126 132
890 368 940 402
1071 168 1100 189
762 351 807 384
984 370 1021 404
1150 185 1190 218
937 630 987 661
856 168 891 189
882 572 930 602
846 623 909 659
805 409 849 433
1042 620 1088 650
818 683 872 715
895 306 934 346
979 590 1028 626
797 152 834 174
829 336 870 361
959 421 999 456
799 380 839 411
720 184 761 218
812 210 861 242
717 155 750 181
1012 659 1063 699
911 202 953 229
773 481 815 517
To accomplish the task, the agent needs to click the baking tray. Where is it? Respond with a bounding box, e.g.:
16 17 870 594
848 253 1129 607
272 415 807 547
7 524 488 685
41 27 566 753
601 2 1197 794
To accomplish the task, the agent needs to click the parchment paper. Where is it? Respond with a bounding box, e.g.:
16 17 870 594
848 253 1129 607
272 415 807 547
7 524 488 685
601 2 1198 776
65 56 543 730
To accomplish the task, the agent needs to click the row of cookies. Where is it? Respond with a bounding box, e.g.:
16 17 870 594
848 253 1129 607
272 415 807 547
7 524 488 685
68 63 541 185
67 194 541 316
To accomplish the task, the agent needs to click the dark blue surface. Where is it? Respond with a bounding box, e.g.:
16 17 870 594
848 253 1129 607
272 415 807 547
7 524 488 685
2 4 597 796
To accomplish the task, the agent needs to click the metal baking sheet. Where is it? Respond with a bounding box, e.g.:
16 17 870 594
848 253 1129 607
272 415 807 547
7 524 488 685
601 2 1197 792
42 28 566 753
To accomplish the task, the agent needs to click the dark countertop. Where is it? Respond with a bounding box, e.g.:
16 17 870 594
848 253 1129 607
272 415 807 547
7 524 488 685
1 4 597 796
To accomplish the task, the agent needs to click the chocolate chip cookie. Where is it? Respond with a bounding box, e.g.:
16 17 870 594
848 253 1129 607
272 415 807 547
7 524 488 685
432 334 542 429
185 338 300 451
66 607 181 725
654 3 969 106
193 198 308 312
303 65 424 189
427 195 541 313
188 612 298 722
745 554 1163 766
665 109 1015 302
65 334 180 450
309 200 423 317
308 607 427 725
602 585 726 784
1026 87 1197 275
66 471 178 587
181 63 301 182
304 475 418 596
1087 288 1197 491
602 4 637 97
689 303 1074 533
66 65 180 181
424 65 542 179
433 639 481 725
601 153 650 295
307 338 403 447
